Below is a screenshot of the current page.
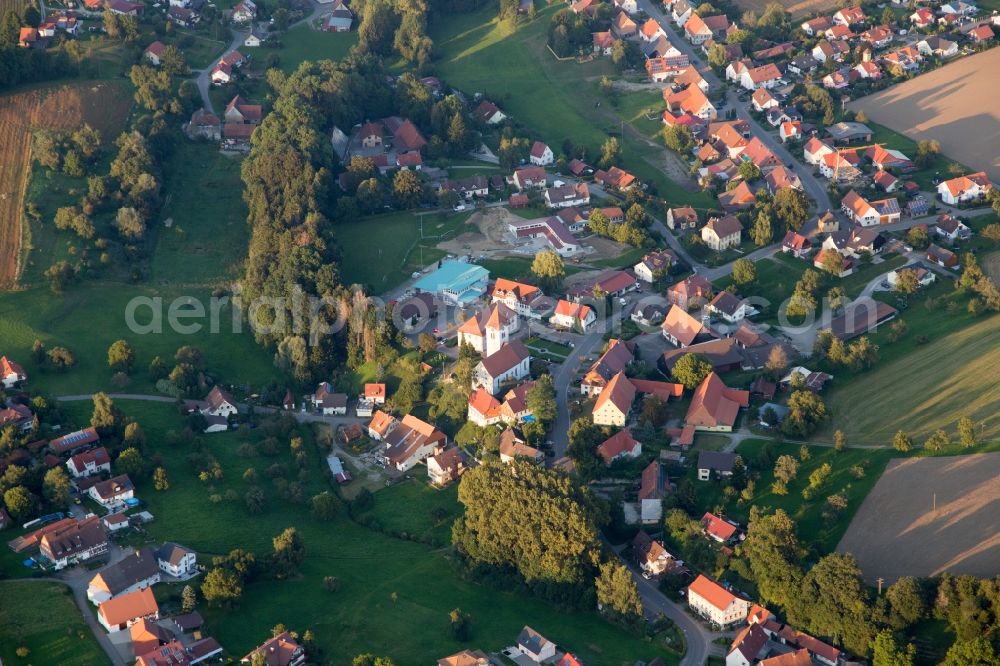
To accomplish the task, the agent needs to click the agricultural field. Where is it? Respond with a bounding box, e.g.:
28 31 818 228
0 0 29 15
0 581 106 666
849 47 1000 183
837 452 1000 583
0 81 132 289
49 400 678 666
430 5 716 208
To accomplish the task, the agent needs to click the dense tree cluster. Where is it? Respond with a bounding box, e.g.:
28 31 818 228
452 460 606 603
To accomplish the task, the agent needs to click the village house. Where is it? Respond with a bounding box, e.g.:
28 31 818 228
633 530 676 576
363 383 387 405
491 278 543 317
499 428 543 464
639 460 667 523
888 262 936 290
766 165 802 193
662 304 712 347
819 150 862 184
232 0 257 22
665 84 717 120
157 542 197 578
781 231 811 258
917 36 958 58
751 88 779 112
458 302 518 356
550 300 596 332
671 0 693 25
581 338 634 396
927 243 959 268
67 447 112 478
822 225 886 258
597 429 642 464
241 632 306 666
89 474 135 510
718 182 755 212
594 166 638 190
144 41 168 66
98 587 160 633
438 650 491 666
800 16 833 35
187 108 221 141
937 171 992 205
702 512 740 543
667 274 712 310
383 414 448 472
935 214 972 241
87 547 160 605
39 516 110 569
367 410 399 441
833 5 865 26
512 165 547 191
474 100 506 125
814 248 855 278
529 141 554 166
467 382 535 426
474 341 531 394
49 426 101 455
311 383 347 415
0 356 26 388
688 574 751 627
633 250 674 283
640 17 666 41
686 372 750 434
544 182 590 208
702 214 743 250
706 291 754 323
427 447 470 487
517 626 557 663
873 170 899 192
612 11 639 38
841 190 901 226
129 620 177 662
592 371 636 426
740 63 782 91
0 403 33 434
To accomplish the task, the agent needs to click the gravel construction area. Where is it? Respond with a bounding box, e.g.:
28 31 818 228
836 452 1000 584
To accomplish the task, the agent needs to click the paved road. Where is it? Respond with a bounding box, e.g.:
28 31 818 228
550 326 606 458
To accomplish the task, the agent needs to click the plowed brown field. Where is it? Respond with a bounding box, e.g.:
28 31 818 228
0 81 131 289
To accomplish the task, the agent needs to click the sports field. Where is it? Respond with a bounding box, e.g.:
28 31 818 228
837 453 1000 583
849 48 1000 182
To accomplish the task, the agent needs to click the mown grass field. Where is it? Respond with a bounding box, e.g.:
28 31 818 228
823 302 1000 446
335 211 473 291
49 400 679 666
276 24 358 74
0 283 277 396
0 581 106 666
429 5 715 208
153 141 250 285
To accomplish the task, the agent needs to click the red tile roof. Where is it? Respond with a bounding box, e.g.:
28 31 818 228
685 372 749 429
593 370 637 418
688 574 739 611
597 428 640 464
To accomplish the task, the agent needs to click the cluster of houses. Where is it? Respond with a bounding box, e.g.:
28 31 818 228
331 116 429 175
436 625 609 666
16 11 81 49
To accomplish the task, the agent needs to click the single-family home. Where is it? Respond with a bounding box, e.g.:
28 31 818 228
87 547 160 605
664 84 717 120
517 626 556 663
861 25 894 48
910 7 934 28
597 429 642 465
383 414 448 472
938 171 992 205
667 275 712 310
706 291 753 323
672 0 693 25
0 403 33 434
766 165 802 194
740 63 782 91
841 190 901 226
232 0 257 22
686 373 749 433
935 214 972 241
550 299 596 332
781 231 811 258
67 447 111 478
633 530 675 575
311 383 347 415
751 88 779 113
833 5 865 26
594 166 639 190
638 461 667 524
728 624 771 666
662 304 711 347
474 100 506 125
888 262 936 290
917 36 958 57
582 338 635 396
0 356 27 388
633 250 675 282
667 206 699 231
801 16 833 35
702 214 743 250
491 278 542 317
499 428 543 464
144 41 168 66
927 243 958 268
89 474 135 510
241 632 306 666
427 447 469 487
474 341 531 394
529 141 554 166
156 541 197 579
787 53 820 76
718 182 755 211
612 11 639 38
702 512 739 543
367 410 398 441
544 182 590 208
98 587 160 633
438 650 491 666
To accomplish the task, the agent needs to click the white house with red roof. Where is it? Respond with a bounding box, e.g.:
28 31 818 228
937 171 992 205
457 302 518 356
67 447 112 478
529 141 553 166
739 63 782 91
688 574 751 627
702 512 740 543
597 429 642 465
474 341 531 394
143 41 167 66
491 278 543 318
832 5 864 26
0 356 26 388
550 299 596 332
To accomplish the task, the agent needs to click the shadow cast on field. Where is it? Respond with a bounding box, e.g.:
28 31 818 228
836 453 1000 584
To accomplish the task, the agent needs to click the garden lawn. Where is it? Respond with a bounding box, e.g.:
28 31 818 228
0 283 278 396
171 30 228 69
695 439 894 554
153 141 250 285
276 24 358 74
51 400 678 666
335 210 473 292
430 6 714 209
589 246 647 269
353 478 459 546
837 254 907 298
0 581 106 666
